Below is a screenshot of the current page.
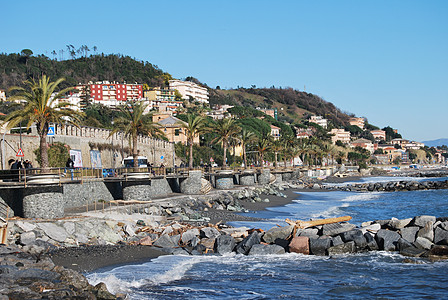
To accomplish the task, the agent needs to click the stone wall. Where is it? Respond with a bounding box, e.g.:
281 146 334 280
122 178 173 201
1 124 176 169
63 182 115 208
22 185 64 219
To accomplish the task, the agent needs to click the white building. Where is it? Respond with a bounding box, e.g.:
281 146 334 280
169 80 209 103
330 128 351 144
0 90 6 102
309 115 328 129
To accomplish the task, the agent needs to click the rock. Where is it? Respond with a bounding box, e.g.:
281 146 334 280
397 238 414 252
327 241 356 255
138 236 153 246
439 221 448 231
15 221 36 232
417 222 434 242
200 238 216 250
200 227 220 239
312 184 321 189
332 235 344 246
62 222 76 235
188 236 200 248
214 235 235 254
124 224 136 236
36 223 68 243
162 226 173 235
289 236 309 255
375 229 401 251
359 223 381 235
412 215 436 227
262 225 294 244
321 223 356 236
413 237 433 250
400 246 427 257
296 228 319 239
235 232 261 255
400 227 419 243
428 245 448 258
309 238 332 256
434 227 448 245
364 232 379 250
153 234 177 248
19 231 36 246
248 244 286 255
93 282 116 300
340 230 367 249
388 218 412 230
181 229 200 244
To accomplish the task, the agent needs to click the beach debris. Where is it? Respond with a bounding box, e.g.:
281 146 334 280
285 216 352 229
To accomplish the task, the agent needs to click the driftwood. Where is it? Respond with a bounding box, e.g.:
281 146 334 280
285 216 352 229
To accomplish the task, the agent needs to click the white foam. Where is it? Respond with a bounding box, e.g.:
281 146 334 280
87 273 144 294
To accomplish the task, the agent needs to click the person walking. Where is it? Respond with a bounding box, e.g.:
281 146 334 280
66 157 75 180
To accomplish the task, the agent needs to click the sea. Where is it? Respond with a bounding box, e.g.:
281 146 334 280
87 176 448 299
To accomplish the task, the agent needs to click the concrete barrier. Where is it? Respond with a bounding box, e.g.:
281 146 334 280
22 185 64 219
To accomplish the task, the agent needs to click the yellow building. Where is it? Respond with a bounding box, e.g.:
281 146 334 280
154 113 200 145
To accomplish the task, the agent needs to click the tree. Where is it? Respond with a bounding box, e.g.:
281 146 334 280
178 114 206 169
255 131 272 167
210 118 241 168
6 75 84 170
110 101 164 168
271 140 283 167
239 128 257 168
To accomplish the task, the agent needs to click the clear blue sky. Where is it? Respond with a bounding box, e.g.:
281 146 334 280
2 0 447 142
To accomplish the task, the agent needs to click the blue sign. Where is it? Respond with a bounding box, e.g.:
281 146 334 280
160 155 164 160
47 126 55 136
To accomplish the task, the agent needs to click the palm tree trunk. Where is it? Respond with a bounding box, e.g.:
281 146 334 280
40 133 49 171
223 143 227 168
243 145 247 168
274 152 278 167
132 135 138 170
189 142 193 169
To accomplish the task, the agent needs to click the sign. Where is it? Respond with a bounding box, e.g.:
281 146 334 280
210 157 214 162
160 155 164 160
69 149 83 168
16 148 24 157
47 126 55 136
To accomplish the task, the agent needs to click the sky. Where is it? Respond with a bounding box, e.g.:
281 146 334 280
1 0 447 142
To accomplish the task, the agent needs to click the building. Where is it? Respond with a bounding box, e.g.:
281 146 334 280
403 141 424 150
144 87 176 102
168 80 209 103
207 105 234 120
330 128 351 144
0 90 6 102
270 125 281 140
371 130 386 141
309 116 328 129
391 138 410 147
81 81 143 107
351 138 375 153
349 117 365 129
153 113 199 145
295 127 315 139
257 108 277 120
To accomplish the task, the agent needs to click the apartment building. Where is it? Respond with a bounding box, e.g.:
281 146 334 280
370 129 386 141
82 81 143 107
168 80 209 103
351 138 375 153
309 115 328 129
349 117 365 129
271 125 281 140
330 128 351 144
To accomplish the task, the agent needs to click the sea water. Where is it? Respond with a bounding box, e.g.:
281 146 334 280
87 177 448 299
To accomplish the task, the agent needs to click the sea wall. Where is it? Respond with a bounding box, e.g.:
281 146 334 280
322 179 448 192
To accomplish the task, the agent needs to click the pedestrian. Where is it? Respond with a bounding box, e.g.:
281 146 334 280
10 160 19 170
24 160 32 169
65 157 75 180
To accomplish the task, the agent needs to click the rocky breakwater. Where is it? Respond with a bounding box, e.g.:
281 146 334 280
321 179 448 192
0 244 123 299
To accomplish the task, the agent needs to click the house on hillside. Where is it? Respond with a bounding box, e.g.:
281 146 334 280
309 115 328 129
350 138 375 153
154 113 198 145
168 80 209 103
371 130 386 141
349 117 365 129
330 128 351 144
270 125 281 140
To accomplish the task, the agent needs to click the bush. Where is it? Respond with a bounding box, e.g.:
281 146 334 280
34 142 70 168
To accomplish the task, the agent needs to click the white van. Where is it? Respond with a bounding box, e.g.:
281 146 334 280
122 156 148 168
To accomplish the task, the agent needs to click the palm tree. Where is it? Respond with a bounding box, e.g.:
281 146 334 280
255 131 272 167
6 75 84 170
110 101 164 168
210 118 240 168
271 140 283 168
178 114 206 169
238 128 257 168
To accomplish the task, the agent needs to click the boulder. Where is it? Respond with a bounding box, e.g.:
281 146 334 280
413 237 433 250
417 222 434 242
309 237 332 256
359 223 381 235
200 227 220 239
412 215 436 228
400 227 419 243
289 236 309 255
235 232 261 255
397 238 414 252
439 221 448 231
153 234 177 248
296 228 319 239
124 224 136 236
138 236 153 246
36 223 68 243
332 235 344 246
248 244 286 255
15 221 36 232
340 230 367 249
428 245 448 258
19 231 36 246
388 218 412 230
364 232 379 251
262 225 294 244
327 241 356 255
375 229 400 251
181 229 200 244
400 246 427 257
214 235 236 254
434 227 448 245
321 223 356 236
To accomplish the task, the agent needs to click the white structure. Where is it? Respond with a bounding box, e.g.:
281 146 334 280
309 115 328 129
330 128 351 144
349 117 365 129
169 80 209 103
371 130 386 141
0 90 5 102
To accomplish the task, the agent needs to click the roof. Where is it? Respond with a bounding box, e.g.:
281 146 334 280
351 138 373 144
157 116 185 126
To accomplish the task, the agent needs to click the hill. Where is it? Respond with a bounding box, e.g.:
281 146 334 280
0 52 170 90
421 138 448 147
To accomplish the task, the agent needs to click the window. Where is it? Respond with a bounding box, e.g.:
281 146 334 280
175 129 180 136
